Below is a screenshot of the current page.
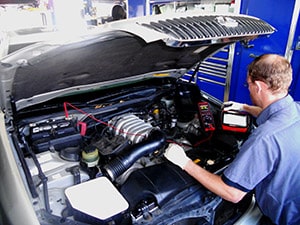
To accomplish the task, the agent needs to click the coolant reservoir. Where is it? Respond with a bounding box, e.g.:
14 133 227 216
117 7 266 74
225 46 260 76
81 145 99 167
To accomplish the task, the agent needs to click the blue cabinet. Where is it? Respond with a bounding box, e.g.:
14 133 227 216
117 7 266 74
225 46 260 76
230 0 300 102
289 19 300 100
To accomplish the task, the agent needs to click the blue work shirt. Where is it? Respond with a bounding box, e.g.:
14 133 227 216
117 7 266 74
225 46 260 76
222 95 300 225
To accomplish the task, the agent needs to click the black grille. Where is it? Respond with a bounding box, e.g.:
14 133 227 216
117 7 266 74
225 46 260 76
140 15 275 43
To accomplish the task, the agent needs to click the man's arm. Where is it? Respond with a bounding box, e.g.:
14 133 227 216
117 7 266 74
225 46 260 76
164 143 247 203
184 159 247 203
243 104 262 117
223 101 262 117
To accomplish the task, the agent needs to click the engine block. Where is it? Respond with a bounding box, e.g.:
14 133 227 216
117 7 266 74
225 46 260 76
109 114 154 144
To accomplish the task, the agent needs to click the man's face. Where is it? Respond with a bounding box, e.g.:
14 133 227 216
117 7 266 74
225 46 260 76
247 76 258 106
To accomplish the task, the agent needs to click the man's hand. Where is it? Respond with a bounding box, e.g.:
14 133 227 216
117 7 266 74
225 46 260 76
222 101 244 111
164 143 191 169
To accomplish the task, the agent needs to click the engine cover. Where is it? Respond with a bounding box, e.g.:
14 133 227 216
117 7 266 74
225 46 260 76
120 162 197 208
120 162 222 225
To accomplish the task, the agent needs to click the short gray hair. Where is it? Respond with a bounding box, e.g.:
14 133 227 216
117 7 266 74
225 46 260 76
247 54 292 93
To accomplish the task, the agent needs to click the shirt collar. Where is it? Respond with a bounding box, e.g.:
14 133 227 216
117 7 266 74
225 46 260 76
256 95 293 126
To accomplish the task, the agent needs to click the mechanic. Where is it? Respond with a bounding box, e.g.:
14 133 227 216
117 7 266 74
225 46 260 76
164 54 300 225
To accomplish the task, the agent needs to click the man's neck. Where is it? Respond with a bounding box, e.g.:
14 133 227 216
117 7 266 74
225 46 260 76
261 91 288 110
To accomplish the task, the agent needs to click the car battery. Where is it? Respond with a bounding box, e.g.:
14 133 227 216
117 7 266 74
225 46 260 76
28 118 82 153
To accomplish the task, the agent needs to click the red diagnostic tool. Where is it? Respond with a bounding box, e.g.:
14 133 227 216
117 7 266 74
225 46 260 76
221 111 250 133
198 102 215 132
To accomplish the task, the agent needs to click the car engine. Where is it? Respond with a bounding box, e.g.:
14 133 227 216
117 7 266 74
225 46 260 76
13 79 252 225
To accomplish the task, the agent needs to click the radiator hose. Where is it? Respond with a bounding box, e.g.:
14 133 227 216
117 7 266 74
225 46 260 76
103 129 166 181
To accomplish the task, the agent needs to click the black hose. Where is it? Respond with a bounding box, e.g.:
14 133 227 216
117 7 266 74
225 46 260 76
104 129 166 181
21 134 51 214
12 133 39 198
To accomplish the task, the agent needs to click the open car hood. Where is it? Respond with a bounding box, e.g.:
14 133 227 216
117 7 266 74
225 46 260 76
0 12 275 113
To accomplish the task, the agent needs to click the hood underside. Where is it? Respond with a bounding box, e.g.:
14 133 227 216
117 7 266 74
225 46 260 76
0 12 275 112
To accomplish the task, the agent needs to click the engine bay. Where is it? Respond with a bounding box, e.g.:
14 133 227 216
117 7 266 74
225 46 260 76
12 78 251 225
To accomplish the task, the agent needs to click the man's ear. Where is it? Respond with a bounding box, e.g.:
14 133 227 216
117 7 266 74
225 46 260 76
254 80 268 93
253 80 261 93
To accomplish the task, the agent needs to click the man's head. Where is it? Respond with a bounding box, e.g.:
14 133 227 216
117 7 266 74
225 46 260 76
247 54 292 93
246 54 292 108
